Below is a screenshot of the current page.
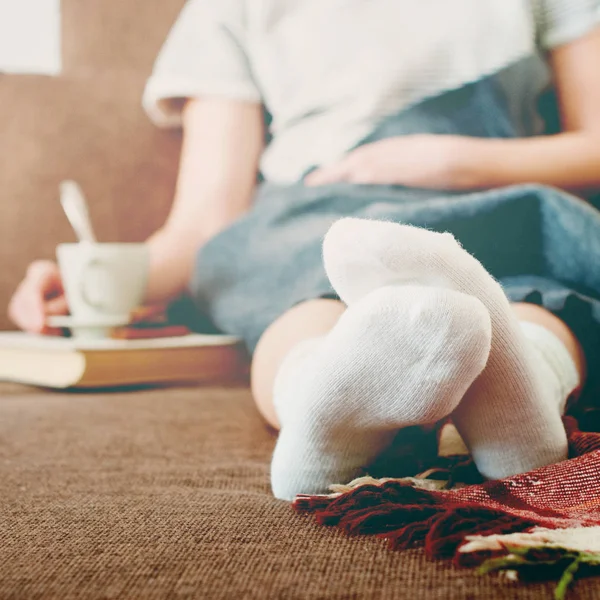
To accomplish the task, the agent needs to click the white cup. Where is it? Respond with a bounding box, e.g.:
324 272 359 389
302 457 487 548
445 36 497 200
56 243 149 332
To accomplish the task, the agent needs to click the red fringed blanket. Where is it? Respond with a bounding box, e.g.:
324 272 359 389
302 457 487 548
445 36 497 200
293 417 600 595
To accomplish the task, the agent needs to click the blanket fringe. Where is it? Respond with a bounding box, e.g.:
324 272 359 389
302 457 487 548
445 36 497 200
294 480 536 559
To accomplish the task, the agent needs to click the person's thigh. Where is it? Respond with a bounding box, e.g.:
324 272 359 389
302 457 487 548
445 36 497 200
251 298 346 429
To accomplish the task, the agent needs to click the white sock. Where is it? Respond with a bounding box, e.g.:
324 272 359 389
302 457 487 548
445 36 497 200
519 321 581 416
438 322 581 459
270 284 491 501
323 218 570 480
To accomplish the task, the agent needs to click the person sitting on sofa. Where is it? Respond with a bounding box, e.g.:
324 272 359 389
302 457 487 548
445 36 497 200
9 0 600 501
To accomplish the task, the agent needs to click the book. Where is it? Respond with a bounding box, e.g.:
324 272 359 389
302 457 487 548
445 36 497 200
0 331 249 389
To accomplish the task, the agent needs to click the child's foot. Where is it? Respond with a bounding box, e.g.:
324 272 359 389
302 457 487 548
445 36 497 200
323 218 571 479
270 285 491 501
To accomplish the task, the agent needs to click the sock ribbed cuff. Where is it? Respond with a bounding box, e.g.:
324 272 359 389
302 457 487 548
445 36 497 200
519 321 581 415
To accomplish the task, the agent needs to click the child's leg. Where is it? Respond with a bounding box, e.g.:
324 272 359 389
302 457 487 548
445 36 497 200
251 299 346 429
324 218 585 480
254 287 492 500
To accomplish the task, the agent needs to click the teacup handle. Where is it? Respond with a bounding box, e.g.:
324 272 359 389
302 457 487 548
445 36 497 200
79 257 111 313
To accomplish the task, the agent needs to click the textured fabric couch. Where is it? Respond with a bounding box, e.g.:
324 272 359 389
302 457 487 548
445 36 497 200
1 2 599 598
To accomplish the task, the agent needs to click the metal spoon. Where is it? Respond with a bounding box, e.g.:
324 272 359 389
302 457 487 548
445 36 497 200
59 180 97 243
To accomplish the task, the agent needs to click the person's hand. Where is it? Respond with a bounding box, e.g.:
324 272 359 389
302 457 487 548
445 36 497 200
305 135 474 190
8 261 69 335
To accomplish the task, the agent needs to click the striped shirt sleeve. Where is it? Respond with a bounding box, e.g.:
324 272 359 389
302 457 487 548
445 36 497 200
537 0 600 49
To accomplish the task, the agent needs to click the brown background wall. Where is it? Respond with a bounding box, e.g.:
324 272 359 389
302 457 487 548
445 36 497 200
0 0 186 330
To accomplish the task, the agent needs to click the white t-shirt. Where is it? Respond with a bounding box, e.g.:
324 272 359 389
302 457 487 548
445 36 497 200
143 0 600 183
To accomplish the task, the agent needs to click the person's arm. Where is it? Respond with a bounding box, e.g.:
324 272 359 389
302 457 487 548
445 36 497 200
145 97 264 304
7 97 263 333
307 27 600 193
455 27 600 192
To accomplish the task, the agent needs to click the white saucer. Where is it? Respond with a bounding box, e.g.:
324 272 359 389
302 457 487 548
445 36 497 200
47 315 131 339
